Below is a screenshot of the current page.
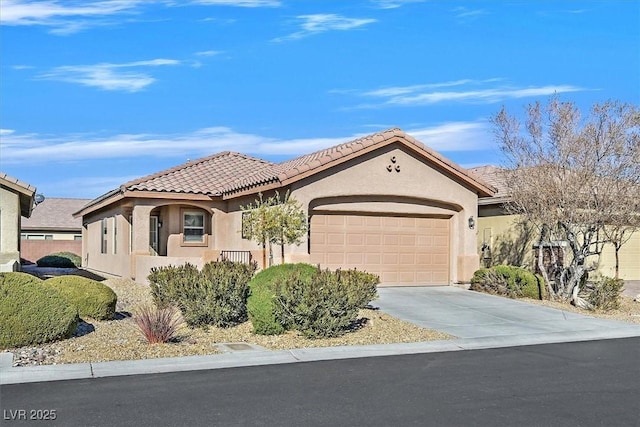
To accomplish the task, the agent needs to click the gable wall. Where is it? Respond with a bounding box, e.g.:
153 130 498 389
286 144 480 283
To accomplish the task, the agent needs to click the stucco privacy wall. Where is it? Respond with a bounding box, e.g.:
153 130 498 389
477 214 640 280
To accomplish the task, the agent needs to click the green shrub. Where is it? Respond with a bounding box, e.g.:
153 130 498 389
0 271 43 286
587 275 624 311
470 265 542 299
148 261 256 328
43 276 117 320
336 269 379 309
247 263 318 335
274 267 379 339
0 272 78 348
149 263 201 309
36 252 81 268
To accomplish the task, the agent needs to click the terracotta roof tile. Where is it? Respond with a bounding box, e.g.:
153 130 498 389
122 152 275 196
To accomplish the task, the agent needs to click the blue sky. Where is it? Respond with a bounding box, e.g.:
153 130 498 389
1 0 638 199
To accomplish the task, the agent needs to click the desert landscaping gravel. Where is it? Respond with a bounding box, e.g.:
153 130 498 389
4 274 639 367
5 277 452 366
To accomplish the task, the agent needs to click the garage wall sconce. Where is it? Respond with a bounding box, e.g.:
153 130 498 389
468 216 476 229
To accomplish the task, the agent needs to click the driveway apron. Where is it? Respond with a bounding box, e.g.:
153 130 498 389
376 286 640 340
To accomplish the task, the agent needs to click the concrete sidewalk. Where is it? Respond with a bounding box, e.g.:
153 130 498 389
2 287 640 385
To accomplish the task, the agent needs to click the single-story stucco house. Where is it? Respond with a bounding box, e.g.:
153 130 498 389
20 198 90 263
0 172 36 272
470 165 640 280
74 128 495 286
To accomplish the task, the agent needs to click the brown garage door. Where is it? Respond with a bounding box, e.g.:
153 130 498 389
309 214 450 285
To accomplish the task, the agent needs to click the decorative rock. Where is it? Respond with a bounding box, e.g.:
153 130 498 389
11 347 60 367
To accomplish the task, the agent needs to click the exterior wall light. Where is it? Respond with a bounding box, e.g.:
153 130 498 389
468 216 476 229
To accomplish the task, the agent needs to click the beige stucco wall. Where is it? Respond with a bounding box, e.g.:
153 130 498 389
82 143 483 284
287 144 479 283
477 214 640 280
0 187 21 270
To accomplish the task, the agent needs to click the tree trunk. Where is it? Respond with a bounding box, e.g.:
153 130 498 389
614 244 620 279
280 242 285 265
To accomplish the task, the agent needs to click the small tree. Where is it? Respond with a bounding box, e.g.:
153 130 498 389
241 193 279 268
492 98 640 304
270 191 307 264
241 191 308 267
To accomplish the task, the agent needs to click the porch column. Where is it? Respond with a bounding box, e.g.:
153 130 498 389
131 205 155 255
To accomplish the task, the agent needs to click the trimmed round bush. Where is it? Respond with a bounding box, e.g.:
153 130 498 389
0 272 78 348
247 263 318 335
37 252 81 268
43 276 117 320
0 271 43 286
470 265 543 299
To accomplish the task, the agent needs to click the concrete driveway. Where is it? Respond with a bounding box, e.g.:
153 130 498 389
376 286 640 340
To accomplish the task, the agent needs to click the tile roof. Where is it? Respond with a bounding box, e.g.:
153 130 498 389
122 152 275 196
22 198 91 230
224 128 495 196
0 172 36 195
81 128 496 214
467 165 510 199
1 171 37 217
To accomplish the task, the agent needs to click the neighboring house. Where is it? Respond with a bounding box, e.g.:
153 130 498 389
75 128 495 286
20 198 91 264
0 172 36 272
470 165 640 280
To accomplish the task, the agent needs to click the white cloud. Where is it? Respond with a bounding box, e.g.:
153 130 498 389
192 0 281 6
0 0 144 34
0 122 493 168
452 6 487 20
273 14 377 42
195 50 223 56
0 0 279 34
371 0 424 9
38 58 182 92
345 80 587 108
406 122 493 152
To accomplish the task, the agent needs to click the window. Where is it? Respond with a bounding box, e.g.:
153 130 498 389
241 211 251 239
74 235 82 241
113 216 118 254
23 234 53 240
183 211 205 243
101 218 108 254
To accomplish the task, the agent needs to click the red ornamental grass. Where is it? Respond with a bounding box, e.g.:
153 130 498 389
133 305 183 344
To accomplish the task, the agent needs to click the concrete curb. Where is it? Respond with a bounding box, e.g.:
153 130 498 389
3 327 640 386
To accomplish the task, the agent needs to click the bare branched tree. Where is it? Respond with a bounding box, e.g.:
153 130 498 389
492 98 640 304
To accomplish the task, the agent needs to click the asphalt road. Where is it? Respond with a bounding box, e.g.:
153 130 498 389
1 338 639 427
